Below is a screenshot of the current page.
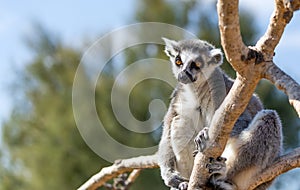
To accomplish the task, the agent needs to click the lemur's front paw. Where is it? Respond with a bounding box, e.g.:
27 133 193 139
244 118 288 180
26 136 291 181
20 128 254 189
165 172 188 189
178 181 189 190
206 157 227 176
193 127 209 156
206 157 235 190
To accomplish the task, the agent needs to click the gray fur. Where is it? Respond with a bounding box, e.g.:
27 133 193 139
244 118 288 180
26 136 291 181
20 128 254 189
158 38 283 190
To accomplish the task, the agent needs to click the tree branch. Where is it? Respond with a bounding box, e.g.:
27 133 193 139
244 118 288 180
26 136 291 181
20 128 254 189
188 0 262 188
189 0 299 189
283 0 300 11
248 147 300 190
125 169 142 187
256 0 293 58
188 74 260 189
217 0 248 73
78 155 158 190
264 62 300 117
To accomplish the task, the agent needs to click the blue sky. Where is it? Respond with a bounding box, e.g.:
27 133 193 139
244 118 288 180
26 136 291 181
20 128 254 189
0 1 299 125
0 0 136 122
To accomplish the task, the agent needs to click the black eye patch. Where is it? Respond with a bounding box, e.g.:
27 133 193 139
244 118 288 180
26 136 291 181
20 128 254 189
190 61 201 70
175 55 183 66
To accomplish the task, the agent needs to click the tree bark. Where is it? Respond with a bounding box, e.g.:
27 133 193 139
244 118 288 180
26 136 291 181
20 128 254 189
78 155 158 190
188 0 300 189
264 62 300 117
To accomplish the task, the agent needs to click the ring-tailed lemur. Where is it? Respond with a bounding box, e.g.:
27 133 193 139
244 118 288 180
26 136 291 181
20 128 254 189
158 38 283 190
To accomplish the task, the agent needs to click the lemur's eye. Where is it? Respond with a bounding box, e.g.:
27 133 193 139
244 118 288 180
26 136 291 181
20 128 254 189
191 61 201 70
175 55 182 66
195 62 201 68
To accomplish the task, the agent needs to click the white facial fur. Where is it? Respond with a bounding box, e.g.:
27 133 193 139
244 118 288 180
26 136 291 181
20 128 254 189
162 38 223 83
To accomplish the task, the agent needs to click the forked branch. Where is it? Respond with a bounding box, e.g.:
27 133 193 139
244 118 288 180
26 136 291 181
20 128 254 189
189 0 300 189
78 155 158 190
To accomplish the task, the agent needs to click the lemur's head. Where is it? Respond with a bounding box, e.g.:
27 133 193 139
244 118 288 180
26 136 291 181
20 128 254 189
163 38 223 84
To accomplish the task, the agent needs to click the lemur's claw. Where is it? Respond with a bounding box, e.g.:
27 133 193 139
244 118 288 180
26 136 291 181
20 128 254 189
194 127 209 154
206 156 227 176
178 181 189 190
192 150 198 157
165 172 188 189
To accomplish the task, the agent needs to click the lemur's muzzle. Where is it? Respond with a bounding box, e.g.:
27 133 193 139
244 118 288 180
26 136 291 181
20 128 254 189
178 70 196 84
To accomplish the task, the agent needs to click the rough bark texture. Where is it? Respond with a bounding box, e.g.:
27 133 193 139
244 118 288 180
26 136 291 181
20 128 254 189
256 0 293 58
283 0 300 11
78 0 300 189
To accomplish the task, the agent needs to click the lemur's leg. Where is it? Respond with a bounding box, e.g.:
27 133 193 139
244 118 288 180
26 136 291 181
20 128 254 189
194 110 282 190
158 125 188 189
158 108 189 189
224 110 282 190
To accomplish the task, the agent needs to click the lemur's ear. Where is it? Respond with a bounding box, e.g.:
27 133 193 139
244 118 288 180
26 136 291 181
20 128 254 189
210 48 223 65
162 37 179 58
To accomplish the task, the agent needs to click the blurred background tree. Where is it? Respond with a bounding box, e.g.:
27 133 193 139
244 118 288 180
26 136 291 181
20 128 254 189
1 0 299 190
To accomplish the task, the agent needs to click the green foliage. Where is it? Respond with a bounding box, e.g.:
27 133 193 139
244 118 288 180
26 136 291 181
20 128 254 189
2 28 109 190
1 0 299 190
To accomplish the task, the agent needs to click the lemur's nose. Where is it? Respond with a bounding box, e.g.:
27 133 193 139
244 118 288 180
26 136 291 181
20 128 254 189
178 69 196 84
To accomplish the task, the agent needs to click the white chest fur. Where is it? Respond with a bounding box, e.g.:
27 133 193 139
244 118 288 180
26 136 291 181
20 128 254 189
175 85 199 119
170 84 207 177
